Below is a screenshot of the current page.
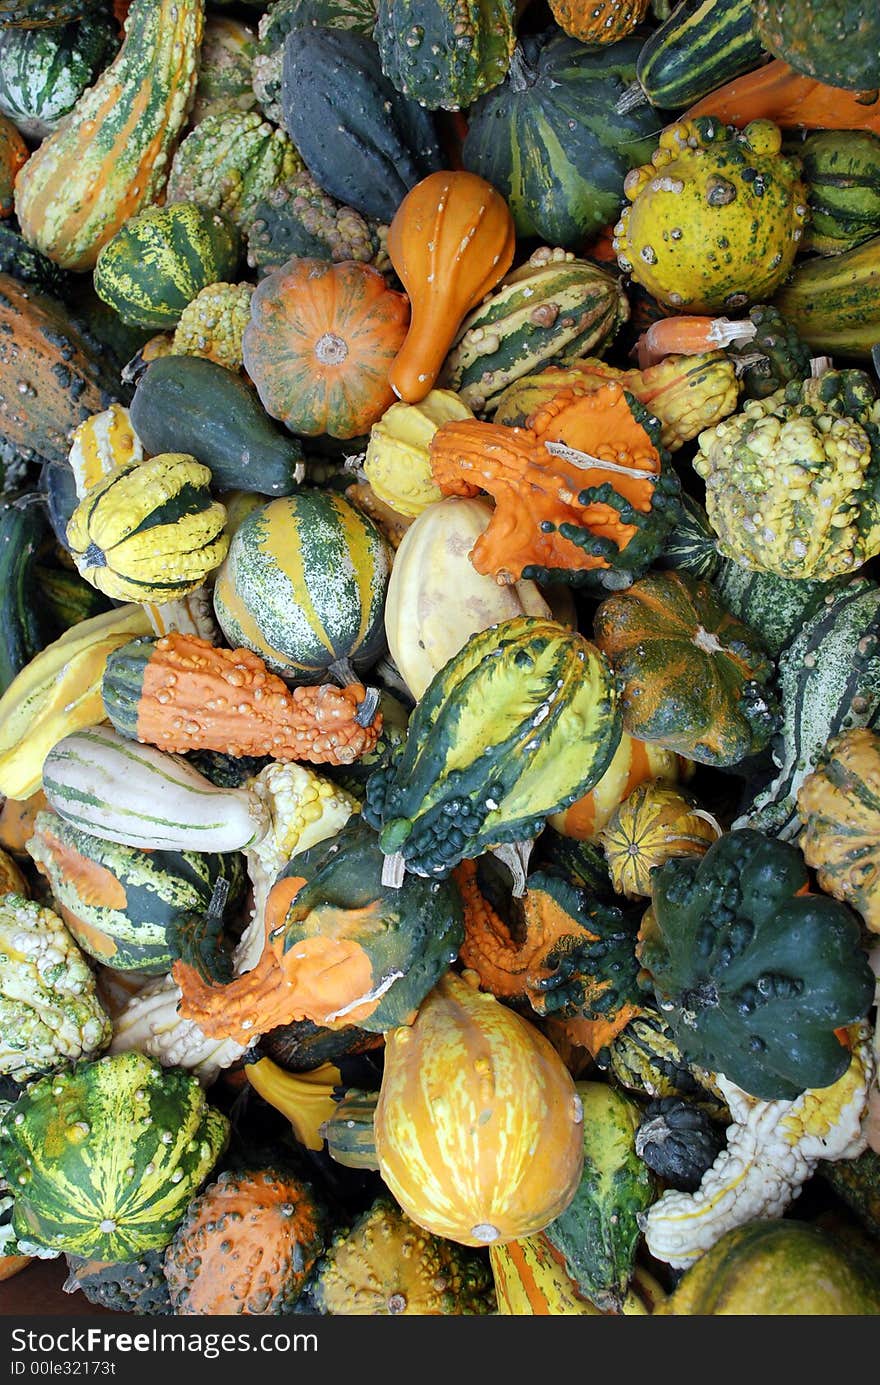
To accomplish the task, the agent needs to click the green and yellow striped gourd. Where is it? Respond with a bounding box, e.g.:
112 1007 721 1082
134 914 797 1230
14 0 205 272
93 201 241 330
364 616 621 879
0 1051 229 1261
213 490 391 679
65 454 228 604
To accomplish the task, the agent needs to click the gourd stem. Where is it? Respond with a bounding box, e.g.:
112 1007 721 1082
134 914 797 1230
355 685 381 727
544 440 658 481
507 43 537 93
615 81 649 115
490 839 534 898
328 657 358 687
810 356 832 378
381 852 406 889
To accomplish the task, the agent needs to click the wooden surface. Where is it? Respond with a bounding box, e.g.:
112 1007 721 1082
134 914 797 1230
0 1256 119 1316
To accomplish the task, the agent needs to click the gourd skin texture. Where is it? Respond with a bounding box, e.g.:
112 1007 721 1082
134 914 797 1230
599 781 719 898
364 616 622 880
0 1051 229 1261
374 970 585 1247
375 0 517 112
770 233 880 360
312 1196 497 1314
643 1024 873 1269
166 110 302 230
753 0 880 94
163 1169 324 1315
14 0 205 272
639 829 876 1102
0 14 119 140
797 728 880 933
694 371 880 582
613 118 809 314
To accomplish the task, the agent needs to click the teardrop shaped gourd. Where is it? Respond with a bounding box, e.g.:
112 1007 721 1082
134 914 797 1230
388 170 516 404
384 496 551 700
375 969 585 1247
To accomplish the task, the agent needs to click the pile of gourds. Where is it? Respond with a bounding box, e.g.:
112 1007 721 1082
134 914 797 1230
2 0 880 1320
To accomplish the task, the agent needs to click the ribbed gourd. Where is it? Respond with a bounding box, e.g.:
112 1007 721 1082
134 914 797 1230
364 616 621 880
65 455 229 604
14 0 205 272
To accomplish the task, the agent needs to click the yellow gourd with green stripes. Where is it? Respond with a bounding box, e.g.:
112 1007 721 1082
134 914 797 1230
213 490 392 678
65 455 229 604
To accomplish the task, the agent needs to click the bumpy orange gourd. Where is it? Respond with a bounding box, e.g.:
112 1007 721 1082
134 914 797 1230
548 0 649 44
429 380 662 584
102 633 382 767
374 969 585 1248
388 170 516 405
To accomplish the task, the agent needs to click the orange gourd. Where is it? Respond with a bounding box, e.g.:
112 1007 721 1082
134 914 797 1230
686 59 880 135
634 315 757 368
549 0 649 45
0 115 27 219
429 380 662 584
243 259 410 439
387 170 516 405
374 970 585 1248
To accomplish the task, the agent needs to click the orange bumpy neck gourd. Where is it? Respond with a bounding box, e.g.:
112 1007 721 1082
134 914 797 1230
388 170 516 404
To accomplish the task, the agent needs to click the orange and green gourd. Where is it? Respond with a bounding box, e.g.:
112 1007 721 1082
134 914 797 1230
311 1196 497 1314
26 806 246 973
429 381 680 588
0 114 26 218
163 1168 324 1315
101 633 383 767
0 1051 229 1261
14 0 205 272
797 727 880 934
242 257 409 439
374 968 585 1247
173 813 465 1042
363 616 622 880
752 0 880 95
613 117 809 314
593 569 779 767
456 858 643 1054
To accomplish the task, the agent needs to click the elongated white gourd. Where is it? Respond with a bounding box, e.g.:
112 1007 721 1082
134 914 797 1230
42 725 269 853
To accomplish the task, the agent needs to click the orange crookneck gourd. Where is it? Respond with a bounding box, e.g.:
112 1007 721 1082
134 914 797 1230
387 169 516 404
429 378 674 586
101 633 383 767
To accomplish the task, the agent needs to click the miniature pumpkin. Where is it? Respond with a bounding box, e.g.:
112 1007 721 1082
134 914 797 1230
65 455 229 604
797 728 880 934
375 969 585 1247
386 170 516 404
163 1168 325 1315
242 258 410 439
599 782 721 899
547 0 650 44
593 570 779 767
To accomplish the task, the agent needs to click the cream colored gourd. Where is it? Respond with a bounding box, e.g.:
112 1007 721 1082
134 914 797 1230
384 496 551 700
363 389 473 519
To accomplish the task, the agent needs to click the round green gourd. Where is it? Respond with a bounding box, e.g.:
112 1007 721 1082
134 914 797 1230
0 13 118 139
0 1051 229 1261
374 0 516 112
213 489 391 679
93 202 242 329
462 31 660 249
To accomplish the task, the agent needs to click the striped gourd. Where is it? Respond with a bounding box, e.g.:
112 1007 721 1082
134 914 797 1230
42 724 270 853
491 1234 663 1315
712 560 843 659
624 0 764 111
0 14 119 140
736 578 880 840
364 616 621 879
68 404 143 500
26 809 246 973
771 234 880 360
0 1051 229 1261
14 0 205 272
213 490 391 679
65 455 228 604
93 202 241 330
323 1088 379 1170
440 247 628 413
